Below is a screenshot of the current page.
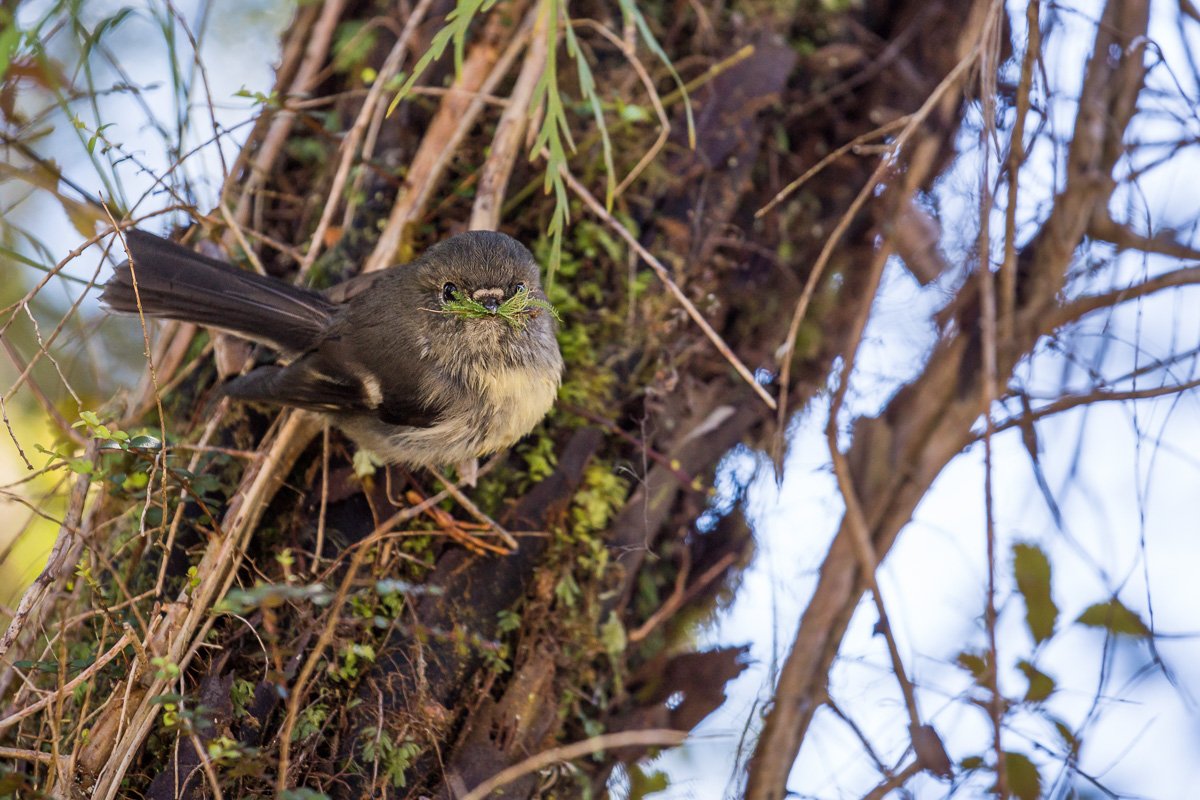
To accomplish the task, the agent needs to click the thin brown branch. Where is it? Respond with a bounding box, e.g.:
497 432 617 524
1089 215 1200 261
1047 263 1200 331
0 633 130 731
459 729 687 800
991 377 1200 435
628 551 737 643
298 0 436 276
1000 0 1041 341
469 0 549 230
86 412 322 799
755 115 910 219
861 760 925 800
0 440 98 700
772 20 990 468
228 0 346 229
745 1 1151 797
364 5 533 273
821 243 930 741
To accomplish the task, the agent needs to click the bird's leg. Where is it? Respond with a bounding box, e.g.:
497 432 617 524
428 467 519 552
403 490 511 556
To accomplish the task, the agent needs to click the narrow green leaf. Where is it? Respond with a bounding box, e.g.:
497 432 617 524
0 16 22 84
615 0 694 146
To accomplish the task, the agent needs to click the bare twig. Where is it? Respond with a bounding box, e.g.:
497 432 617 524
0 440 98 699
298 0 437 275
459 729 687 800
561 166 777 410
0 633 130 731
772 15 990 468
469 1 549 230
365 5 534 273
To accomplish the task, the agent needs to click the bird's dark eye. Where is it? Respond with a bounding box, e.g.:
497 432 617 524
513 282 526 295
442 282 458 303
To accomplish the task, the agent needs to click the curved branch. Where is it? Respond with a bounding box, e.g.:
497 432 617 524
1047 263 1200 331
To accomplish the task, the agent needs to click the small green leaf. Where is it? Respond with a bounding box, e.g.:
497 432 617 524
67 459 93 475
956 650 989 683
1003 752 1041 800
1076 598 1150 638
1016 659 1055 703
600 611 627 656
960 755 985 771
280 790 330 800
627 765 669 799
496 609 521 634
127 434 162 451
1012 543 1057 644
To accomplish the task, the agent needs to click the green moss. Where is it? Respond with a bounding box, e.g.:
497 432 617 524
434 287 560 330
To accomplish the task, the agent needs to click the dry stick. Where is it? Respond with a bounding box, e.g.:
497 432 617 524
469 0 549 230
1 248 107 405
364 5 534 273
164 0 230 182
0 440 97 701
0 745 62 766
130 333 209 422
755 115 910 219
990 376 1200 437
999 0 1041 342
108 212 172 536
572 19 671 199
20 304 81 408
315 423 331 567
0 393 32 470
0 336 84 447
561 167 777 411
861 760 926 800
0 632 129 731
153 401 231 599
217 202 266 274
187 729 224 800
628 551 738 643
274 491 448 790
823 243 925 735
497 45 755 220
974 3 1009 789
428 466 518 550
298 0 437 277
745 5 1010 795
770 24 987 465
460 729 687 800
228 0 346 229
89 412 322 800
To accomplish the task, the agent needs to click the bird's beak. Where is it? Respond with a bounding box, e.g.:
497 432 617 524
472 289 504 313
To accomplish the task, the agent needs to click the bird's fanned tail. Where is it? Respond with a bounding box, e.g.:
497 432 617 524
100 230 335 354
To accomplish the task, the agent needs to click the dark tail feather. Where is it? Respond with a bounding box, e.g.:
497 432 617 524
101 230 335 354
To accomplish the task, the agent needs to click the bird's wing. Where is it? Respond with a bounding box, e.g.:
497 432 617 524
223 344 443 428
